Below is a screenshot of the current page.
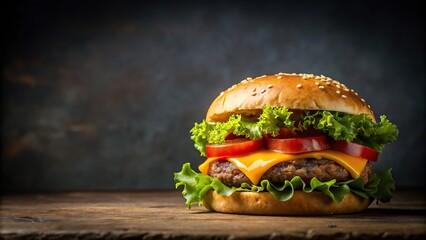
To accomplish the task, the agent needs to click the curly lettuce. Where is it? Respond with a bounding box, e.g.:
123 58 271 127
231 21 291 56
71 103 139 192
174 163 395 207
190 106 398 156
302 111 398 151
257 105 295 136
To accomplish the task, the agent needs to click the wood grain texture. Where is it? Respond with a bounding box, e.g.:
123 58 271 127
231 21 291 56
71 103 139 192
1 190 425 239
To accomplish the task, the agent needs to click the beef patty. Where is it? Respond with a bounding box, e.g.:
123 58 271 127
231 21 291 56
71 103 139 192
208 158 372 187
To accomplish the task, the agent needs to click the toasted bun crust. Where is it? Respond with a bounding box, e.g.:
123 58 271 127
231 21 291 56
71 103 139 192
203 190 371 215
206 73 375 122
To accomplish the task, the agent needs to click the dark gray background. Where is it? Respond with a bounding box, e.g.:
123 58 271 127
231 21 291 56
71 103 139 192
1 1 424 191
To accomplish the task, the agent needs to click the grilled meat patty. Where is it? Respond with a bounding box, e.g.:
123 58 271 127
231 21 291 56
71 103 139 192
208 158 372 187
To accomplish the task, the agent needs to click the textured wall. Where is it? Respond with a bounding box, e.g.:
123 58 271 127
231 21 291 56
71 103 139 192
1 1 424 191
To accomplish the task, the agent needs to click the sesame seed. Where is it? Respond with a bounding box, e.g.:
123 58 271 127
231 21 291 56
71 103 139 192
296 83 302 88
292 73 297 75
220 91 224 96
368 104 371 108
302 76 307 80
320 79 327 82
327 77 332 81
241 79 248 84
336 90 341 94
315 76 321 79
315 82 320 86
252 88 256 92
335 84 341 89
267 84 273 88
251 92 257 96
361 98 365 102
326 82 331 85
341 95 347 98
318 85 324 89
355 92 358 96
260 89 266 93
350 89 354 92
277 76 282 79
344 88 350 91
247 77 252 80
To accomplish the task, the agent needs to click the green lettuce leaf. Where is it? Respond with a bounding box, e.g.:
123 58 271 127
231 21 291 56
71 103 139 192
174 163 232 207
371 168 395 203
174 163 395 207
189 120 211 156
356 116 399 152
257 105 295 136
303 111 358 141
229 115 263 140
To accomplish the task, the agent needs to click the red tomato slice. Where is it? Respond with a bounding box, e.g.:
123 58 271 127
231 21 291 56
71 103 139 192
277 128 297 138
331 141 379 161
225 133 239 141
205 139 265 158
266 136 329 154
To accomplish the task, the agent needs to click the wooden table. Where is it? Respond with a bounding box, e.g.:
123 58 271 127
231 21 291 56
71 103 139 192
1 190 425 239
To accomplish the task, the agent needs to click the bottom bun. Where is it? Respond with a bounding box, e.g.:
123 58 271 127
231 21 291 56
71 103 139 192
202 190 371 215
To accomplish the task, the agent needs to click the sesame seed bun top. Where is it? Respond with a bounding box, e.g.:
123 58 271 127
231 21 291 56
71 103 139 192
206 73 375 122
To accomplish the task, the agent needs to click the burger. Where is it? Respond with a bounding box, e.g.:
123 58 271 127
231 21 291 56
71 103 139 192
174 73 398 215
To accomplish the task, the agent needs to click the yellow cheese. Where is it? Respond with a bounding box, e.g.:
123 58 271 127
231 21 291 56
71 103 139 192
198 150 367 185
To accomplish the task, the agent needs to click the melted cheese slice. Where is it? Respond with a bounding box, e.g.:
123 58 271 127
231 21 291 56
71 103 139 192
198 150 367 185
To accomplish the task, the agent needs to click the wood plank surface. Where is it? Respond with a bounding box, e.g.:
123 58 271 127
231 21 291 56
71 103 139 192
1 190 425 239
